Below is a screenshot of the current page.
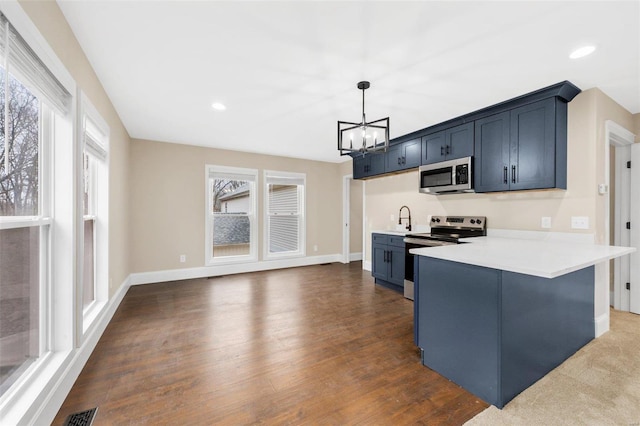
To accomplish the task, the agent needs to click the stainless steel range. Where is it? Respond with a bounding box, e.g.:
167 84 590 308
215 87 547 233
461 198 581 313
403 215 487 300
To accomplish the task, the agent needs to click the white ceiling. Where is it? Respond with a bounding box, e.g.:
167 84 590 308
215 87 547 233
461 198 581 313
57 1 640 164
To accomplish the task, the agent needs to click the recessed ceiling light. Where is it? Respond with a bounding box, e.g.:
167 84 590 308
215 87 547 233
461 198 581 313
569 45 596 59
211 102 226 111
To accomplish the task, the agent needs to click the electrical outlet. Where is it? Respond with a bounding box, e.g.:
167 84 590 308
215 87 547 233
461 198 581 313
390 214 395 222
313 245 318 252
541 217 552 229
180 254 186 263
571 216 589 230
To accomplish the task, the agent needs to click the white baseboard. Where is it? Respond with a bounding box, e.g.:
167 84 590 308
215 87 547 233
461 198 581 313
29 277 131 426
594 312 610 337
349 252 362 262
130 254 342 285
363 260 372 271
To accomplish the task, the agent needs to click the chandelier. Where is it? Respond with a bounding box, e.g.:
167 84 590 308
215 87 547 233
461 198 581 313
337 81 389 155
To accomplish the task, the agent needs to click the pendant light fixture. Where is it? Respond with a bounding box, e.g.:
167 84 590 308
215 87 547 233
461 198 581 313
337 81 389 155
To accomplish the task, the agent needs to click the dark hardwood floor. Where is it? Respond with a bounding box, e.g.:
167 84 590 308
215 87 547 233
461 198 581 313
53 262 488 425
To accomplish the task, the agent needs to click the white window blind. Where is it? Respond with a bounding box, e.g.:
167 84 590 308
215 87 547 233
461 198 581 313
265 171 305 257
0 12 71 115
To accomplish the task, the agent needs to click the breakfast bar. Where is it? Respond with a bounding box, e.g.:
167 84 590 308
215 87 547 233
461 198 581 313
411 237 635 408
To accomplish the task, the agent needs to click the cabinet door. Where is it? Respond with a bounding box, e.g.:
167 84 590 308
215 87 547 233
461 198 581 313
353 154 386 178
384 144 404 173
509 99 556 191
367 153 386 176
372 244 388 280
474 112 510 192
447 122 474 160
402 138 422 169
353 155 366 179
387 245 405 287
422 130 446 165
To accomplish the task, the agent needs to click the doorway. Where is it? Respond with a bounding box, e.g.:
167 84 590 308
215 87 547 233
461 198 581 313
607 120 639 314
342 175 364 264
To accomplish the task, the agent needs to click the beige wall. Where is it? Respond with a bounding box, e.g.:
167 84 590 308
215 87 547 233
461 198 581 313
129 139 343 273
19 0 131 297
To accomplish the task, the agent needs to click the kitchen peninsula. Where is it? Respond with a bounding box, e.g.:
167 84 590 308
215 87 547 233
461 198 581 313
411 237 635 408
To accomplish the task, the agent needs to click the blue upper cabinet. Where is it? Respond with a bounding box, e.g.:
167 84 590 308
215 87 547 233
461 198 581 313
422 122 474 165
474 112 511 192
385 137 422 173
353 153 385 179
352 81 579 185
474 98 565 192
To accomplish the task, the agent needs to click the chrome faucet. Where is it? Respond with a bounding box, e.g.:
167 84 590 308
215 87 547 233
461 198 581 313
399 205 412 232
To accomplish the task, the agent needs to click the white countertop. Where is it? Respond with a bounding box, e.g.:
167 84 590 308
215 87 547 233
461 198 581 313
410 236 635 278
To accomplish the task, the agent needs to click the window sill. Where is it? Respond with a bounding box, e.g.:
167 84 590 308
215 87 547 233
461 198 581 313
83 300 107 336
0 349 73 425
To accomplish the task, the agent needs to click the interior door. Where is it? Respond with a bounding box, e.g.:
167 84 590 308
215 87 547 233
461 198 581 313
630 143 640 314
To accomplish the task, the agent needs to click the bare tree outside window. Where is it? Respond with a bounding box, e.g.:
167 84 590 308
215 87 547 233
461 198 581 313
211 178 251 258
0 70 40 216
0 68 41 394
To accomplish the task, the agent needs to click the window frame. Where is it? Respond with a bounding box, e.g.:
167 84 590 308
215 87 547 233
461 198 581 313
77 91 109 338
0 95 54 394
263 170 306 260
205 165 258 266
0 2 76 421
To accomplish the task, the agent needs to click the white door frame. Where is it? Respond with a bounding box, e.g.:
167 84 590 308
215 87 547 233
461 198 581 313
630 143 640 314
606 120 636 312
342 174 352 264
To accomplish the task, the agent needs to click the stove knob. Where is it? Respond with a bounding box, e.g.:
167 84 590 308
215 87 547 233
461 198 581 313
431 218 436 223
436 218 441 223
470 219 476 224
477 219 482 225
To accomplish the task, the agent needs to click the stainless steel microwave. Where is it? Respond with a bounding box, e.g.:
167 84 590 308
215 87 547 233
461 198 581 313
418 156 473 194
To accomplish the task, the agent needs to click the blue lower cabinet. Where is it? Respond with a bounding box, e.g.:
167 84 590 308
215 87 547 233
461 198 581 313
371 233 405 292
415 256 594 408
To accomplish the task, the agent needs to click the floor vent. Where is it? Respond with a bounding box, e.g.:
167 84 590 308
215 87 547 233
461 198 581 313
64 407 98 426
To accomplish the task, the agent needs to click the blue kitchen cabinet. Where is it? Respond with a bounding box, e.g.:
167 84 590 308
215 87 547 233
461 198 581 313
474 98 566 192
353 153 385 179
414 255 594 408
385 137 422 173
371 233 405 292
422 122 474 165
474 111 510 192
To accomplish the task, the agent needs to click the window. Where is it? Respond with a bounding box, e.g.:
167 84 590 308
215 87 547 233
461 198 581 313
264 170 305 259
0 10 71 401
206 165 257 264
79 93 108 329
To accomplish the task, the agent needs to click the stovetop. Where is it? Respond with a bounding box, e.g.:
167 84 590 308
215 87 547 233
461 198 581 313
407 215 487 242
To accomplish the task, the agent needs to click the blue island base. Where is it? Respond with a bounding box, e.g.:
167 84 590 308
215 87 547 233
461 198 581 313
415 257 594 408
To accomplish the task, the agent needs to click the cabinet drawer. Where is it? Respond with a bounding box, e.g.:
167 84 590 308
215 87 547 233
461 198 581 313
372 233 389 245
389 236 406 248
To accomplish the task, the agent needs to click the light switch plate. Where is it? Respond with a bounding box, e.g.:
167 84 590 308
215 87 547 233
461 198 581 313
571 216 589 229
541 217 552 229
